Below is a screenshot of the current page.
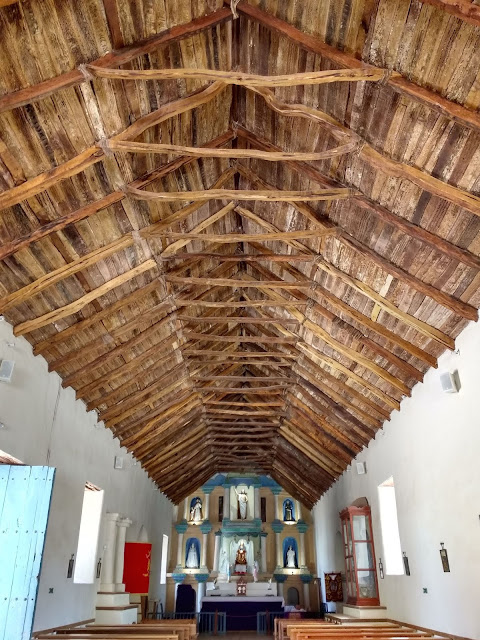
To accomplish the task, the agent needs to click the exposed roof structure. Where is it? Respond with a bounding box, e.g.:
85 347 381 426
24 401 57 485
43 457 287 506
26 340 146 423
1 0 480 508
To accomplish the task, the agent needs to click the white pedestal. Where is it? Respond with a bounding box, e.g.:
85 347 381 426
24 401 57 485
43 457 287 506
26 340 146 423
342 604 388 619
94 604 138 625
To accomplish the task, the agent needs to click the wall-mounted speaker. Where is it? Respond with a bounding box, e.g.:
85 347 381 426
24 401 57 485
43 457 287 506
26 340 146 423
440 371 458 393
0 359 15 383
356 461 366 475
114 456 124 469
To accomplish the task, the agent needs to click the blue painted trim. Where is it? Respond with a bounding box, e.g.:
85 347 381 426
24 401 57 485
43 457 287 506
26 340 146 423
199 520 212 534
195 573 210 583
273 573 288 583
300 574 313 584
172 572 186 583
175 522 188 534
271 519 284 533
296 520 309 533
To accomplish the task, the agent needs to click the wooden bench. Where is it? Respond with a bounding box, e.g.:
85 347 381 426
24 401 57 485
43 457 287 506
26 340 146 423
276 620 436 640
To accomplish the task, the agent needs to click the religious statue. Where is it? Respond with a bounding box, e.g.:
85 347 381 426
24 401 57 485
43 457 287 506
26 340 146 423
189 497 203 523
235 542 247 566
219 549 229 574
252 560 259 582
185 542 199 568
284 500 295 522
286 545 297 568
234 487 248 520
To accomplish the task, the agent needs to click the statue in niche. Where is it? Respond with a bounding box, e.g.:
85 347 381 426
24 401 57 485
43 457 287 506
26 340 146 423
186 542 199 568
235 542 247 566
284 500 295 522
286 545 297 568
219 549 229 574
189 497 203 523
234 487 248 520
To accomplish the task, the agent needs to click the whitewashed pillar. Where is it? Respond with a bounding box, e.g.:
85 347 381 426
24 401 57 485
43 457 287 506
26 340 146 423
213 531 222 572
254 487 261 519
295 500 302 521
114 517 132 591
201 533 208 567
299 532 306 566
303 582 311 610
274 495 281 520
177 533 184 566
260 532 268 573
275 532 282 567
297 521 308 567
173 504 179 521
100 512 119 592
223 485 231 519
196 575 208 613
183 498 189 521
204 494 210 520
277 581 284 598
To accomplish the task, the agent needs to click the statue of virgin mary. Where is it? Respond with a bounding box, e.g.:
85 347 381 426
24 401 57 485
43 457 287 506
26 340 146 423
185 542 199 568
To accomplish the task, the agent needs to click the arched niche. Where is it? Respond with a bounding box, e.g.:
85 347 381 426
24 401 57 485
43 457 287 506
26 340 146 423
283 498 296 523
351 497 369 507
189 496 203 523
283 536 299 568
185 537 201 569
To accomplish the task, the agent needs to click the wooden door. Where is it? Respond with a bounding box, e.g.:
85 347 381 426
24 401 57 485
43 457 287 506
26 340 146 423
0 465 55 640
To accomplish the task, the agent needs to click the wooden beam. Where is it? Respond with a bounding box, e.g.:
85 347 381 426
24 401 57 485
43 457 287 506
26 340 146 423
0 7 232 113
107 139 358 160
161 252 317 262
190 360 291 366
168 276 311 289
194 376 288 382
206 409 283 416
204 400 285 406
0 131 234 261
195 386 286 393
188 333 297 344
233 0 480 132
101 0 124 48
87 64 385 86
176 300 309 308
0 0 19 6
184 349 296 357
14 259 157 336
0 82 225 212
178 315 299 326
127 185 352 202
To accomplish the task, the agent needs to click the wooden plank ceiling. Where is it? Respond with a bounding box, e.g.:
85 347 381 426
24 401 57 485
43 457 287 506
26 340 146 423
1 0 480 507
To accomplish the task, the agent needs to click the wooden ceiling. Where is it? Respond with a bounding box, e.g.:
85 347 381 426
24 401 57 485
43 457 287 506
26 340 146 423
1 0 480 508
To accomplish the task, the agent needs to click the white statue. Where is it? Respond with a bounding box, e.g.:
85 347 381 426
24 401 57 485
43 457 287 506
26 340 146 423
252 560 259 582
190 497 203 523
286 545 297 568
219 549 229 574
185 542 199 568
234 487 248 520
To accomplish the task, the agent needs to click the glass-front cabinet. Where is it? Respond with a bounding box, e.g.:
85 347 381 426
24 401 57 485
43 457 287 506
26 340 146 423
340 505 379 606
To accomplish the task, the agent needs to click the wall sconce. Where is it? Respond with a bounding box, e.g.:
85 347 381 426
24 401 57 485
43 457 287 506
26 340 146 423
378 558 384 579
67 554 75 579
403 552 410 576
439 543 450 572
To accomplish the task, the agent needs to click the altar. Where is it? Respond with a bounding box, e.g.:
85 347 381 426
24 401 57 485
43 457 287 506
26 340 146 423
201 596 284 631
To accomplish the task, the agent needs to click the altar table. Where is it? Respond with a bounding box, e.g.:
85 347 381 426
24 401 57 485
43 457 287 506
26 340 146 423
201 596 284 631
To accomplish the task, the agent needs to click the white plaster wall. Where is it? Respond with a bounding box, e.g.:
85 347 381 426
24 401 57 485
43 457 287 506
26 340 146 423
0 320 173 631
313 319 480 640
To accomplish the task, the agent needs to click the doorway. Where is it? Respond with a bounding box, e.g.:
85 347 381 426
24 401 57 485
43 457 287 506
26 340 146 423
0 465 55 640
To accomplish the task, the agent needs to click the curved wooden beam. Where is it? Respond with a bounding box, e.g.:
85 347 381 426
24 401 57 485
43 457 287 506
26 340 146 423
125 184 352 202
106 138 359 160
86 63 386 86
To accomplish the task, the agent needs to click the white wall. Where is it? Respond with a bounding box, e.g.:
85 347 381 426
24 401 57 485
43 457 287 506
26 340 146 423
0 320 173 631
313 319 480 640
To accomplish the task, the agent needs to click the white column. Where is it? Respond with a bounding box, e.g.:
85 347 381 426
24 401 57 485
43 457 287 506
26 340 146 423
114 517 132 591
277 581 284 598
275 532 282 567
295 500 302 521
303 582 311 610
260 534 268 573
201 533 208 567
177 532 185 566
254 488 260 519
299 532 306 567
274 494 280 520
223 486 230 519
183 498 189 521
213 532 221 572
100 512 120 592
173 505 179 521
196 581 206 613
204 494 210 520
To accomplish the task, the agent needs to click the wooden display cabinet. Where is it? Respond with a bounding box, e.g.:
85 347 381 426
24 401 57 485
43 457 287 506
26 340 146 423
340 505 379 606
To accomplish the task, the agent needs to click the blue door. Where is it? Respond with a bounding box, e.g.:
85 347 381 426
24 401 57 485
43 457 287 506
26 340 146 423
0 465 55 640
